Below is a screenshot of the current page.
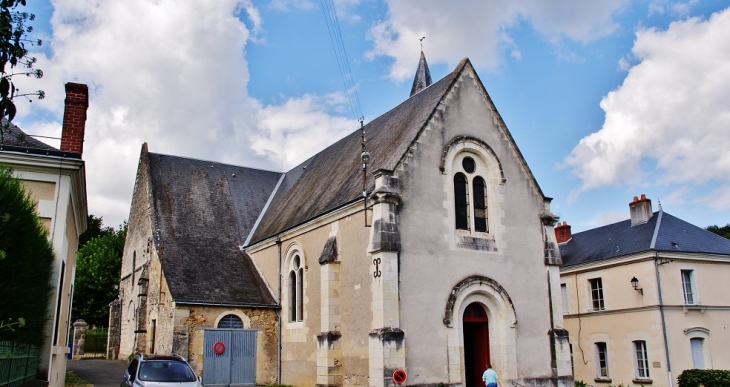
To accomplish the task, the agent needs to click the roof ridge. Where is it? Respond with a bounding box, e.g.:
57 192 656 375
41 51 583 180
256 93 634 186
147 150 282 174
650 209 663 249
391 58 471 175
244 173 285 247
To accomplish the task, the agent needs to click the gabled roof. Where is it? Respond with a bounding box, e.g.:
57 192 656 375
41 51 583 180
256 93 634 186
146 151 280 306
249 59 466 244
249 58 548 244
560 211 730 268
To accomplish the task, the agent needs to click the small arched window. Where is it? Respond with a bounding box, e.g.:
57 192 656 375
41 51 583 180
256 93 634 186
473 176 488 232
454 173 469 230
217 314 243 329
289 255 303 322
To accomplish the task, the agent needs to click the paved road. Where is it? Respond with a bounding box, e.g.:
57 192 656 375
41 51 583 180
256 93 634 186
67 359 128 387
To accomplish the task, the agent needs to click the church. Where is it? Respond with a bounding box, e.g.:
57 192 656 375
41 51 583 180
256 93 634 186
116 53 573 387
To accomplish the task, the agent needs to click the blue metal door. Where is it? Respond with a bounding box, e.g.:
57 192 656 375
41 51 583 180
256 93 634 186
203 329 257 386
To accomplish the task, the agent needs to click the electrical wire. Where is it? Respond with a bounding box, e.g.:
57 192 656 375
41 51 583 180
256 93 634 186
319 0 363 121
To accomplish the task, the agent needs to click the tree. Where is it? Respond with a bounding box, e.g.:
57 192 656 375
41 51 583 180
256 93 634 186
706 224 730 240
72 220 126 327
0 0 44 143
0 164 54 347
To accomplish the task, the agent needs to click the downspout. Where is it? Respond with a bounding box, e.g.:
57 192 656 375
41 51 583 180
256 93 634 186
547 271 557 377
276 236 282 385
650 210 672 386
655 252 673 387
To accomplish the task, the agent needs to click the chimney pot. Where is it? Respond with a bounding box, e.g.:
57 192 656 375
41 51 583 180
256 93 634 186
60 83 89 156
555 221 572 244
629 194 653 226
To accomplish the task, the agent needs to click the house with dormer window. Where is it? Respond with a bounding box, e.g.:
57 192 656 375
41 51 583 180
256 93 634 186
559 195 730 387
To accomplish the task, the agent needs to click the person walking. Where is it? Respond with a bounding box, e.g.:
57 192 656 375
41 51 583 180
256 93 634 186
482 364 501 387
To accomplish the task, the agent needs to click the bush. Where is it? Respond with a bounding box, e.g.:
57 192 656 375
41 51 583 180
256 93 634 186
0 165 54 347
678 369 730 387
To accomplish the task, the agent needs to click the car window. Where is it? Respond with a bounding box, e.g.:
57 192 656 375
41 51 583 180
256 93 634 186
138 361 197 382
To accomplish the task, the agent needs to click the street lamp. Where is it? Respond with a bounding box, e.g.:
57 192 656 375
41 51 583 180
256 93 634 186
631 276 643 295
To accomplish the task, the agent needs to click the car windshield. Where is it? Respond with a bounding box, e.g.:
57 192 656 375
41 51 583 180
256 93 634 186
138 361 197 382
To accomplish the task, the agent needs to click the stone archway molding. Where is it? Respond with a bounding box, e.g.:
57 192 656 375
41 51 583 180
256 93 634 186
443 275 517 327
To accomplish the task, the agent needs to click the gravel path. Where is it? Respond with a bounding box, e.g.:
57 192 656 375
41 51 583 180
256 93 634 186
66 359 128 387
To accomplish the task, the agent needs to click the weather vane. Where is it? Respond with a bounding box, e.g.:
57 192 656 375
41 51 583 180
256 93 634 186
420 36 425 51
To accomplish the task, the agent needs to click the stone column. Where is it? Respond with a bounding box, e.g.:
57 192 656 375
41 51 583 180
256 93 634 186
72 320 88 360
317 235 342 387
367 171 405 387
107 298 121 359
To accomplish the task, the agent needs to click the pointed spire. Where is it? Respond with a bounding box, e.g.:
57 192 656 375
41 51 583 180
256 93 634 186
410 50 432 97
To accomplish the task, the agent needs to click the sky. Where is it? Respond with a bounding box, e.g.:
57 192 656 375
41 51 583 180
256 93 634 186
12 0 730 233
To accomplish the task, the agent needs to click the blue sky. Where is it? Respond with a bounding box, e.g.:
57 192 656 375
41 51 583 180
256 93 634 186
15 0 730 232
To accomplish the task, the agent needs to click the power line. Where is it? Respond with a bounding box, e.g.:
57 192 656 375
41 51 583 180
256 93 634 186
319 0 363 121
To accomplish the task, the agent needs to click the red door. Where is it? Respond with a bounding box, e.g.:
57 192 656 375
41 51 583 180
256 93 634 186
463 303 489 387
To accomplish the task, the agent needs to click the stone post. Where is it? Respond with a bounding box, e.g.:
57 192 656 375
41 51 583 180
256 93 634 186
107 298 121 359
367 171 406 387
72 320 88 360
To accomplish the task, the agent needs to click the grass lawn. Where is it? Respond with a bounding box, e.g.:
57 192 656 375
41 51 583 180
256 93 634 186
64 371 93 387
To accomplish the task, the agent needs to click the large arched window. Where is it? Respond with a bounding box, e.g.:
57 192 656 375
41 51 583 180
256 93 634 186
453 155 489 233
289 255 303 322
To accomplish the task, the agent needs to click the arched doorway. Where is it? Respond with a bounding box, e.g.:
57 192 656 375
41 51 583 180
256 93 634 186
463 303 489 387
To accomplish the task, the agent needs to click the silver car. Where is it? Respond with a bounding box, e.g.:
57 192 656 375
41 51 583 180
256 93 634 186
121 355 202 387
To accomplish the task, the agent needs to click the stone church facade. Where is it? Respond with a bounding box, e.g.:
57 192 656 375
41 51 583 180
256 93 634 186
118 55 572 387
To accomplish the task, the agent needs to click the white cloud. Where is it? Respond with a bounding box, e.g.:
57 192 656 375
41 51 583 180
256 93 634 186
589 210 626 227
13 0 353 227
564 8 730 198
367 0 627 81
251 93 358 168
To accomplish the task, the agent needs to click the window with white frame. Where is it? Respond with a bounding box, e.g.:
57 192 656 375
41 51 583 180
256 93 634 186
633 340 650 379
453 154 489 233
681 270 696 305
288 254 304 322
561 283 569 314
595 342 609 378
589 278 605 311
690 338 705 369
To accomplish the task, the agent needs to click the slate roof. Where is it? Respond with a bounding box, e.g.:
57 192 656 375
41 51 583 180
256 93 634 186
249 59 466 244
560 211 730 268
0 121 56 150
147 151 281 306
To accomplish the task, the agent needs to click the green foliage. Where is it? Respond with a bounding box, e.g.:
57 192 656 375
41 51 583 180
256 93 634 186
0 0 43 132
706 224 730 240
574 381 587 387
71 220 126 327
0 164 54 347
677 369 730 387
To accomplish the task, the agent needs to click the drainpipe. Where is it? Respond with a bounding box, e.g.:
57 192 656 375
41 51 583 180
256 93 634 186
547 271 557 376
655 251 673 387
276 236 282 385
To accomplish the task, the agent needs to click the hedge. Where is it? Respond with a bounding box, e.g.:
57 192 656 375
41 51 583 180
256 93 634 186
677 369 730 387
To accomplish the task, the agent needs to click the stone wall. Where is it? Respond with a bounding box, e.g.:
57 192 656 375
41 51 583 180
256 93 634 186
171 305 279 385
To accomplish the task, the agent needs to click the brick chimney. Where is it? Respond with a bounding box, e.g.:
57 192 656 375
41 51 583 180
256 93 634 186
554 221 572 244
60 83 89 156
629 194 653 226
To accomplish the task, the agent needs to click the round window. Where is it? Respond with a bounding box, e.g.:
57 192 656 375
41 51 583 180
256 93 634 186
462 157 476 173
